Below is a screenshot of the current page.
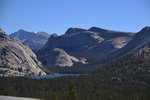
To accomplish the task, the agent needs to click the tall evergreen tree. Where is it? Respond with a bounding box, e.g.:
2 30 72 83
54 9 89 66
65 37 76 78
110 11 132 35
64 81 79 100
50 93 58 100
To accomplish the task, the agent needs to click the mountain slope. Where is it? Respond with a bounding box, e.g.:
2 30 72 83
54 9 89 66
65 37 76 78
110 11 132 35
110 26 150 59
39 27 134 68
89 27 134 40
93 37 132 53
94 41 150 82
9 30 50 50
43 27 134 53
42 28 104 52
0 29 46 76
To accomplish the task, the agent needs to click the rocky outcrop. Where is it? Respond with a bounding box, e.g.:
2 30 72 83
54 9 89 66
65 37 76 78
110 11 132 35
0 29 46 76
41 48 87 67
9 30 50 50
92 37 132 53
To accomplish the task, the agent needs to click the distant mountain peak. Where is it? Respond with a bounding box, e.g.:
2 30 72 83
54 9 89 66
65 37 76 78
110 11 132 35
89 27 108 33
17 29 26 32
135 26 150 37
143 26 150 30
9 29 50 50
139 26 150 33
16 29 49 37
33 31 38 33
50 33 58 38
65 27 87 34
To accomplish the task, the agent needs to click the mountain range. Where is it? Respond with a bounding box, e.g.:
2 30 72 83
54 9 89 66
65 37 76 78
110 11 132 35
38 27 135 68
1 26 150 76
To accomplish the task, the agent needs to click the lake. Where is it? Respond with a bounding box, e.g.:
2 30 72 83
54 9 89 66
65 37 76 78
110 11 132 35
31 74 82 79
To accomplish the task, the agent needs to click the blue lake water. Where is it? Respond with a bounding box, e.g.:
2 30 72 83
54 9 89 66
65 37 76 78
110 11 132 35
31 74 82 79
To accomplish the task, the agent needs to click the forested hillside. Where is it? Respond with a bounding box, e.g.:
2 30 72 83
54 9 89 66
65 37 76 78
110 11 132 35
0 76 150 100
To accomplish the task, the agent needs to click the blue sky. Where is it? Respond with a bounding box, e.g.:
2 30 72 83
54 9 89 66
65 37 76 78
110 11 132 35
0 0 150 34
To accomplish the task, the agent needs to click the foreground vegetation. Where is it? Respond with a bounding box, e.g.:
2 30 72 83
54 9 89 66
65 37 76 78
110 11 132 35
0 75 150 100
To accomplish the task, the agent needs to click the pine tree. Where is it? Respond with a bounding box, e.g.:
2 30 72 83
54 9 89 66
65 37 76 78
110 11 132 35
64 81 79 100
50 93 58 100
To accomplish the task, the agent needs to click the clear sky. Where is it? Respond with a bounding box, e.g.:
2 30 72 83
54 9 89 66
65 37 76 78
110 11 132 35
0 0 150 34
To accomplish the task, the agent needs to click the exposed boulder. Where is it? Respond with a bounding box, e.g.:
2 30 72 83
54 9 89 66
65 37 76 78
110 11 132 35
42 48 87 67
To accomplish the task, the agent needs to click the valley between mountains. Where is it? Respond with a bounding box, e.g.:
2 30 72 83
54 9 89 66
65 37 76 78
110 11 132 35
1 26 150 100
4 26 150 75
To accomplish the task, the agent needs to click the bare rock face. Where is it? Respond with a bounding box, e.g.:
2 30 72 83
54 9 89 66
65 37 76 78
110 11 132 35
0 29 46 76
92 37 132 53
109 26 150 60
9 29 50 50
43 48 87 67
